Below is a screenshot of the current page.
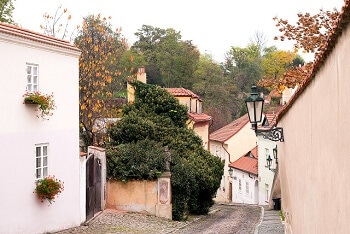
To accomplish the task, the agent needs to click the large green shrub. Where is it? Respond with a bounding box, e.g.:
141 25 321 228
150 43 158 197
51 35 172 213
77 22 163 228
107 81 224 220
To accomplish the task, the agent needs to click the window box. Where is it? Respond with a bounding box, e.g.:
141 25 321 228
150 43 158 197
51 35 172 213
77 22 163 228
24 98 38 105
23 91 56 120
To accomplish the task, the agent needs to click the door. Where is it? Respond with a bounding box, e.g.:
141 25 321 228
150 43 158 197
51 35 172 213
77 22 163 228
86 155 102 221
229 182 232 201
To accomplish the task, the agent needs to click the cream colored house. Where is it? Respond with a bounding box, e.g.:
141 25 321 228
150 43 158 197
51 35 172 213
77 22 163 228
0 23 81 233
127 69 212 149
209 114 257 202
166 88 212 150
274 1 350 233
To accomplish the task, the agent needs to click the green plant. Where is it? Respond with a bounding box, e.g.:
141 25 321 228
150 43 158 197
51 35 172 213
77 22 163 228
279 210 285 221
34 176 64 204
24 91 56 120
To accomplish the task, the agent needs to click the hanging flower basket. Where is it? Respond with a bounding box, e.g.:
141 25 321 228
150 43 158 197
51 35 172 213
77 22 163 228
23 91 56 120
34 176 64 204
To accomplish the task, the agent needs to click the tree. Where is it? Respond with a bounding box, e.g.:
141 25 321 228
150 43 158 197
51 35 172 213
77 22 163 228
75 14 128 146
132 25 200 88
107 81 224 220
40 5 75 41
258 49 299 90
267 8 340 91
192 54 238 132
273 8 340 57
0 0 15 24
224 44 263 93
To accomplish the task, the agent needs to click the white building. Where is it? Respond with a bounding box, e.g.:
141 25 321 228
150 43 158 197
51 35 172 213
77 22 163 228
229 146 259 204
257 135 277 205
0 22 82 233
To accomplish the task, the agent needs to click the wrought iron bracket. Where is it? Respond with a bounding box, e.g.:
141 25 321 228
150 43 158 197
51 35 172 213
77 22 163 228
256 127 284 142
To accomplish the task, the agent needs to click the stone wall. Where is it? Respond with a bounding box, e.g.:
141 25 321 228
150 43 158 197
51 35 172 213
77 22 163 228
106 172 172 219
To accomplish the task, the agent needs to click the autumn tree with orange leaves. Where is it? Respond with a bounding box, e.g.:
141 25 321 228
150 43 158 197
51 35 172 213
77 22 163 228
40 5 75 41
259 8 340 91
75 14 128 146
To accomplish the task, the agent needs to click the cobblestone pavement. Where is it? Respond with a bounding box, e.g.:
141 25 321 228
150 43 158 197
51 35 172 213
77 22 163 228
55 203 263 234
255 207 285 234
175 204 261 234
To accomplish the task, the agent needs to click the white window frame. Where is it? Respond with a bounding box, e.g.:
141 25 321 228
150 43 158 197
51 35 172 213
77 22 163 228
35 143 49 180
246 181 249 194
26 63 39 92
238 179 242 192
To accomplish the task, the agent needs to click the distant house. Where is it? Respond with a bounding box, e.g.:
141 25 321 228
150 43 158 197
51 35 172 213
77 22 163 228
256 113 278 206
229 146 258 204
0 23 82 233
166 87 212 149
127 68 212 149
273 1 350 232
209 114 257 202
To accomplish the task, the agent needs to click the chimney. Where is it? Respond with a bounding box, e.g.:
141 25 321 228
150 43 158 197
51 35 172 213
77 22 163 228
137 66 147 83
127 67 147 103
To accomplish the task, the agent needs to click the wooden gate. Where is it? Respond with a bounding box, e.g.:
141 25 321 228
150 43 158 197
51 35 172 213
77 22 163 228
86 155 102 221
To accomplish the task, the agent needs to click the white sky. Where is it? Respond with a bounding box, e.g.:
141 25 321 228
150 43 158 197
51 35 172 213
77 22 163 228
13 0 344 63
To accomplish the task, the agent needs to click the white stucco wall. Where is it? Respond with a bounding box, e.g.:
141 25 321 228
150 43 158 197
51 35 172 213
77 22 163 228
211 123 257 202
257 137 277 205
278 23 350 233
0 30 81 233
232 169 258 204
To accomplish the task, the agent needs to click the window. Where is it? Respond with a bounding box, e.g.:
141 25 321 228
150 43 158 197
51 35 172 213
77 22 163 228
265 184 269 202
36 144 48 179
246 181 249 194
26 64 38 92
238 179 242 192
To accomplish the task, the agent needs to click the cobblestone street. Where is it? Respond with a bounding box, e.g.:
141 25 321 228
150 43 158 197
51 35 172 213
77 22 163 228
55 203 263 234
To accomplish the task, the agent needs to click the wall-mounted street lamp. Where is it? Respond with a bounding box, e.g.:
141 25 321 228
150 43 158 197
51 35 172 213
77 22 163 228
245 85 284 142
228 167 233 178
273 146 278 165
266 146 279 172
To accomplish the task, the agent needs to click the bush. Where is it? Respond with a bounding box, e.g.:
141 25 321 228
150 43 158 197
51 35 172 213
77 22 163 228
107 139 167 181
107 81 224 220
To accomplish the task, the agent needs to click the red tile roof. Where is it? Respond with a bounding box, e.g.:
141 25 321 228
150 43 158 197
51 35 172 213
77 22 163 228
209 114 250 143
165 88 201 100
258 113 278 130
0 22 80 52
276 0 350 123
188 112 212 123
229 146 258 175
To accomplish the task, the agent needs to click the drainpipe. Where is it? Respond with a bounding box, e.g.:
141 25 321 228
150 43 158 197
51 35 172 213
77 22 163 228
208 119 213 151
222 142 231 164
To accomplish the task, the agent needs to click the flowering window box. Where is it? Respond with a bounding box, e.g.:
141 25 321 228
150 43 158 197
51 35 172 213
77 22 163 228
23 91 56 120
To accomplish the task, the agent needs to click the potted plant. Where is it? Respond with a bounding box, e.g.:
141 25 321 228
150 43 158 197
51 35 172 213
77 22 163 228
23 91 56 120
34 176 64 204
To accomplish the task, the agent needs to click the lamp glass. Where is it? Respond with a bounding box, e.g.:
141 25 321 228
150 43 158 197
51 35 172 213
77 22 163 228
245 86 264 123
228 167 233 177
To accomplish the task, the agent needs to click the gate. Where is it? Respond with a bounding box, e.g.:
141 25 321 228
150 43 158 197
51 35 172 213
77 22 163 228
86 154 102 221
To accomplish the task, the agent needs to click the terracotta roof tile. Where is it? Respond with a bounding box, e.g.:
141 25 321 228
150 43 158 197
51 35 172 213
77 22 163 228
229 146 258 175
0 22 80 52
276 0 350 122
209 114 250 143
165 88 201 100
188 112 212 123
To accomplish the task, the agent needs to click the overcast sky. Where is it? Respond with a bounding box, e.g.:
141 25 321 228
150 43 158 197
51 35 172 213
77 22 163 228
13 0 344 62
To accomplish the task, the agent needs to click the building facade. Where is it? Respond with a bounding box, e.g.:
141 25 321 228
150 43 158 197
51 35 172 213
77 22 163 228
275 2 350 232
0 23 81 233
